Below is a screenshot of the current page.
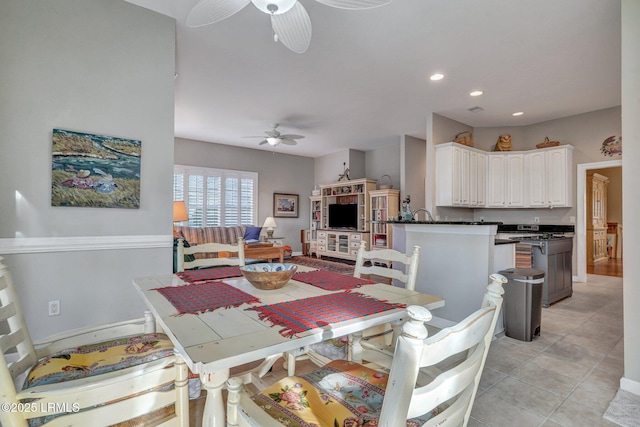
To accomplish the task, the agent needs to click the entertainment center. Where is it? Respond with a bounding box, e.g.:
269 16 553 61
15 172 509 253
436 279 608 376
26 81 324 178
308 178 397 261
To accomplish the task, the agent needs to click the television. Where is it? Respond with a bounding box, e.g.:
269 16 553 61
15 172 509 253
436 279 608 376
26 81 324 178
328 203 358 229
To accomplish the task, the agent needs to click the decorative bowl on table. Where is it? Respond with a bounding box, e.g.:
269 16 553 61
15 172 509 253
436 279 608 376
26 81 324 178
240 263 297 290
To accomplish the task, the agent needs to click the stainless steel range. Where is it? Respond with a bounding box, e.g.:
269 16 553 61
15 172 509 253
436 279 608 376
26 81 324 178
497 224 574 307
517 236 573 307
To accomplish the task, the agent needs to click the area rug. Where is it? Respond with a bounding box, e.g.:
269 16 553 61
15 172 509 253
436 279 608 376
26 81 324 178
290 256 355 275
604 389 640 427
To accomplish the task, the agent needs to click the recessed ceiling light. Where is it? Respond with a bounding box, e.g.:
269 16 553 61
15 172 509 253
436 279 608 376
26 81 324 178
470 90 483 97
468 106 484 113
512 111 524 116
430 73 444 81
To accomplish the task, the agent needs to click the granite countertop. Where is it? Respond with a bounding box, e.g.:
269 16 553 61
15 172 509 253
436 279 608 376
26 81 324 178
495 238 519 245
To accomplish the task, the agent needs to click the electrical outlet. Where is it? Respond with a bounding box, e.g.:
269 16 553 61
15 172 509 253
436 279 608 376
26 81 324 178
570 216 576 223
48 300 61 316
534 217 540 223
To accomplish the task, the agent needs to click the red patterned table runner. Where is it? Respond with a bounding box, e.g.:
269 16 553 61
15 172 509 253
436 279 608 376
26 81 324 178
154 281 259 315
176 266 243 283
292 270 373 291
248 291 405 337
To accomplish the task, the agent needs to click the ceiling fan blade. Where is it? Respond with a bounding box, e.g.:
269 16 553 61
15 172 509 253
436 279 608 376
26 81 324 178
280 134 305 139
186 0 251 27
264 130 281 137
314 0 391 9
242 135 268 138
281 138 298 145
258 140 269 145
271 2 311 54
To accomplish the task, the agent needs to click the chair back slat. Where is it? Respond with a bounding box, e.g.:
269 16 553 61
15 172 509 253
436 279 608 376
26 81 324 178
353 241 419 290
419 305 495 366
378 274 506 427
0 258 38 417
177 237 246 272
0 301 17 322
408 341 485 418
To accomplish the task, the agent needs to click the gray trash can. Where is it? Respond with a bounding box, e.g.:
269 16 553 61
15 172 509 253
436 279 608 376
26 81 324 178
499 268 545 342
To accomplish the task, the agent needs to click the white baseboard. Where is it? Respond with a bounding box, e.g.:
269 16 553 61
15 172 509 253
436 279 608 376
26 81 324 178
621 377 640 396
0 235 172 255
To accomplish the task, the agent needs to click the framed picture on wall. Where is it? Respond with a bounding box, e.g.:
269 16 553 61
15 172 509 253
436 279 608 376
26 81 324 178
51 128 141 208
273 193 299 218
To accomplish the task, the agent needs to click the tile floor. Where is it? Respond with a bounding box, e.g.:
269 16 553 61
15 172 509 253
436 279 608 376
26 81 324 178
189 273 625 427
469 274 624 427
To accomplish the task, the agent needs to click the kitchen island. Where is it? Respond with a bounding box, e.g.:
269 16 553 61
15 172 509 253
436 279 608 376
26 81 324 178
390 221 514 327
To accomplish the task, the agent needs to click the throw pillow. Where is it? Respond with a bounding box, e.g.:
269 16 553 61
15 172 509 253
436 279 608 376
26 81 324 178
244 226 262 244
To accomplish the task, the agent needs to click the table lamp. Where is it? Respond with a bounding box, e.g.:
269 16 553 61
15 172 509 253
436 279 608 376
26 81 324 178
263 216 277 238
173 201 189 237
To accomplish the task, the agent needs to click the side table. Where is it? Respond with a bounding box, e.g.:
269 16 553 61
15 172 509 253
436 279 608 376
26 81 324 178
264 236 285 246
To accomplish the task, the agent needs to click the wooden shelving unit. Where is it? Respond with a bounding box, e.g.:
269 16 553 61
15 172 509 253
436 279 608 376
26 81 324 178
308 195 322 256
369 189 400 251
313 178 377 260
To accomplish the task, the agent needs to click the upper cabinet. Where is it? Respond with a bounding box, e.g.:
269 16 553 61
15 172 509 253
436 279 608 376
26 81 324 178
435 143 486 207
486 153 525 207
526 146 573 207
436 143 573 208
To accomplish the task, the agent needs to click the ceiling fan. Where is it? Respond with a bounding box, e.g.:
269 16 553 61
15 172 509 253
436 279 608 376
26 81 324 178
186 0 392 53
242 123 305 147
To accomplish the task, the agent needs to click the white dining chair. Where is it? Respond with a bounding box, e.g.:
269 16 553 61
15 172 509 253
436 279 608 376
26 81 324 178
227 273 506 427
284 241 420 374
176 237 246 272
0 257 189 427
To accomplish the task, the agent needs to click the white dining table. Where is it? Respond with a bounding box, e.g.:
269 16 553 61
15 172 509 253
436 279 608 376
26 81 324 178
132 265 444 427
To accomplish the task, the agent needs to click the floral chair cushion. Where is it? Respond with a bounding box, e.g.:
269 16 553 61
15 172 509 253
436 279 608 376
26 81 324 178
251 359 438 427
24 333 174 389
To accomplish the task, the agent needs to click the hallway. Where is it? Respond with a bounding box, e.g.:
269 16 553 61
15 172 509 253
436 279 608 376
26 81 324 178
588 258 623 278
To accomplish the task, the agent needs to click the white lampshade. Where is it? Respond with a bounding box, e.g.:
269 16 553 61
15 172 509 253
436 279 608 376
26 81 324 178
263 216 277 237
263 216 277 229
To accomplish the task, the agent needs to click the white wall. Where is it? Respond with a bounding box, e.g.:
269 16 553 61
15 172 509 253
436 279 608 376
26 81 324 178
400 135 426 214
174 138 315 252
314 150 350 185
621 0 640 393
365 143 401 193
0 0 175 340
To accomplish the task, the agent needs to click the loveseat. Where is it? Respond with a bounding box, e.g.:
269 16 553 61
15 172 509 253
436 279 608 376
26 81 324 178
174 225 254 246
173 225 282 272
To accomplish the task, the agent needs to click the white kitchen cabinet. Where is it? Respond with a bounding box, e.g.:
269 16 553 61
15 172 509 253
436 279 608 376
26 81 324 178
546 146 573 207
506 154 525 207
437 143 573 209
526 145 573 208
486 153 524 207
435 143 486 207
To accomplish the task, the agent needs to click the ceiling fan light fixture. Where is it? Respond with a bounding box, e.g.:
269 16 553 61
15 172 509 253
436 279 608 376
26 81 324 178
251 0 297 15
267 137 282 146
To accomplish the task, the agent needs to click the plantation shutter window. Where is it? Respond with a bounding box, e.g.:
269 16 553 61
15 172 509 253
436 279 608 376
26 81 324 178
173 165 257 227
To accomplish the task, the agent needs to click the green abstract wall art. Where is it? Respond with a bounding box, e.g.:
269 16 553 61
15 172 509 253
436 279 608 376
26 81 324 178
51 129 141 208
